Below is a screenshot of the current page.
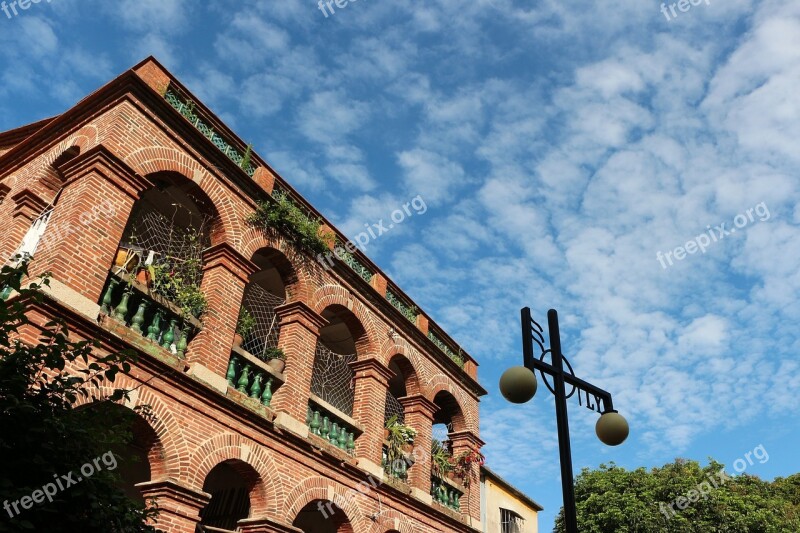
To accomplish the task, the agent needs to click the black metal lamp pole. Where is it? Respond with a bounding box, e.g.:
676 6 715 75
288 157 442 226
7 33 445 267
500 307 629 533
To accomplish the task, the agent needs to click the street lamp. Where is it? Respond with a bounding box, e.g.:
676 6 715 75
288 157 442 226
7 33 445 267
499 308 629 533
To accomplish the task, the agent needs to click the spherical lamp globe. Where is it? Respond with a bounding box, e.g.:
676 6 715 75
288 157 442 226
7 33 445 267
596 410 629 446
499 366 537 404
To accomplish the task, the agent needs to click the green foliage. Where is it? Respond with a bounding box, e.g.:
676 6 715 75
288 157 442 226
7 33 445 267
431 439 453 479
450 448 484 488
240 143 253 173
247 190 333 257
0 259 157 532
235 306 256 338
144 223 208 320
553 460 800 532
261 347 285 361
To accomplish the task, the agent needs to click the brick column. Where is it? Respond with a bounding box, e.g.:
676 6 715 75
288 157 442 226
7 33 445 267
2 188 48 261
269 301 327 422
350 358 394 465
238 517 303 533
399 394 439 499
448 430 485 522
136 480 210 533
29 145 151 301
187 243 257 377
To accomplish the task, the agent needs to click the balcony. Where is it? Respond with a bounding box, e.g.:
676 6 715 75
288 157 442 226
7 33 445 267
163 88 256 177
339 248 373 283
307 396 360 455
100 271 201 358
431 475 463 512
225 346 285 407
386 288 418 324
427 330 465 369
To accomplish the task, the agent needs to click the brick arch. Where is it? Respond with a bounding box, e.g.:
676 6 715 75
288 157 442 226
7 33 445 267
283 475 369 532
122 146 236 246
72 378 186 481
379 338 429 384
186 433 282 516
368 509 415 533
239 227 313 303
311 285 380 359
425 376 477 433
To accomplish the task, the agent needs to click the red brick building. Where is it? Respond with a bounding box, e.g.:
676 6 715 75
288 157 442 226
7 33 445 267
0 58 487 533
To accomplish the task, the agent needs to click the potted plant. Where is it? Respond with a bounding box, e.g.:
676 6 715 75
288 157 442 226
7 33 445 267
431 439 453 480
450 447 485 487
234 307 255 347
385 415 417 473
262 347 286 373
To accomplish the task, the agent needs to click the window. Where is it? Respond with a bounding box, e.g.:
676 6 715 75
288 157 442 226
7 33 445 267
500 508 524 533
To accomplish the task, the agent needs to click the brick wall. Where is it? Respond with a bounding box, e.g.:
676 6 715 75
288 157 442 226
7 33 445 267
0 59 485 532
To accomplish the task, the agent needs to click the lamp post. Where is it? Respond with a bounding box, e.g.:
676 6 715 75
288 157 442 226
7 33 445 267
499 308 629 533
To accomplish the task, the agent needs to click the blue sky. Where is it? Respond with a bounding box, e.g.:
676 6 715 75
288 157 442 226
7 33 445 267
2 0 800 529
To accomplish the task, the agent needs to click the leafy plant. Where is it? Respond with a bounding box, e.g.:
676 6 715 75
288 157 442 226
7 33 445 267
261 347 285 362
431 439 453 479
246 190 334 257
144 224 208 320
236 306 256 338
450 447 484 487
386 415 417 445
384 415 417 480
240 143 253 173
0 258 158 532
148 260 207 319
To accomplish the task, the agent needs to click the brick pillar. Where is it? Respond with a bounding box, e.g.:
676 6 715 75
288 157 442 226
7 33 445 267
29 145 151 301
350 358 394 465
448 430 485 522
399 394 439 499
238 517 303 533
136 480 210 533
2 188 48 261
269 301 327 422
187 243 257 376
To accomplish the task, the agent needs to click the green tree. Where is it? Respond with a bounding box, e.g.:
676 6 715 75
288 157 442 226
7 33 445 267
0 260 158 532
554 459 800 532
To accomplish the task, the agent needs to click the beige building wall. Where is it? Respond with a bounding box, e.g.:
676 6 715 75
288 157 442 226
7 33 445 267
481 468 540 533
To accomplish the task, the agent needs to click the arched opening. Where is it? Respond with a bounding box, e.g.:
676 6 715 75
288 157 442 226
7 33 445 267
310 305 366 417
293 499 353 533
198 460 257 531
235 248 290 359
384 355 418 427
100 173 220 355
74 402 160 505
306 305 367 454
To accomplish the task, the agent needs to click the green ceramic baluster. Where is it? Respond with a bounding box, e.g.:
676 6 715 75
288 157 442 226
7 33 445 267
329 422 339 445
113 289 131 322
160 318 176 349
321 415 330 440
346 432 355 454
310 411 321 436
226 356 238 388
101 278 118 314
338 428 348 449
130 299 148 334
250 372 262 399
146 309 162 341
454 492 460 511
261 378 273 407
448 489 455 509
176 325 188 357
237 363 251 393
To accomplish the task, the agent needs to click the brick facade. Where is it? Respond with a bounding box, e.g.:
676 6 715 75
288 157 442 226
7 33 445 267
0 57 486 532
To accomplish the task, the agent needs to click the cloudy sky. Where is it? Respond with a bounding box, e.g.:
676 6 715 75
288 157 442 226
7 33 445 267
2 0 799 527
